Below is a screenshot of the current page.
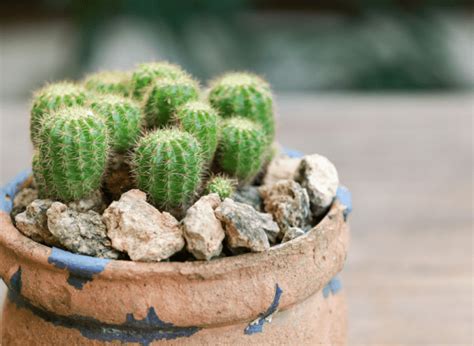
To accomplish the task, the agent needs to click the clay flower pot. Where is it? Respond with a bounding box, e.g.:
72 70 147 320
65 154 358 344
0 169 352 345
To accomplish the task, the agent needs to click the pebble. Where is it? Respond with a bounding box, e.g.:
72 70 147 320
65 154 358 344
11 188 39 219
15 199 59 246
281 227 306 243
67 190 106 213
263 156 301 187
294 154 339 217
181 194 225 260
102 189 185 262
47 202 120 259
232 186 263 211
215 198 279 251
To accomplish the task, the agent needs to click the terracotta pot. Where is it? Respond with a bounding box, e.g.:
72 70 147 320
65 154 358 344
0 170 351 345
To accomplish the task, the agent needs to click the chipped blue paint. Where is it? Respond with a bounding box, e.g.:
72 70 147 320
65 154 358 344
322 276 342 298
0 169 31 213
336 186 352 220
7 268 200 345
48 247 111 290
244 284 283 335
282 148 303 158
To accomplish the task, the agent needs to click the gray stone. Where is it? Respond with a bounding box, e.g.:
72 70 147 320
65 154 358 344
15 199 59 246
47 202 120 259
215 198 279 251
182 194 225 260
260 179 312 233
102 189 184 262
11 187 38 219
294 154 339 217
281 227 306 243
67 190 106 213
232 186 263 211
263 156 301 187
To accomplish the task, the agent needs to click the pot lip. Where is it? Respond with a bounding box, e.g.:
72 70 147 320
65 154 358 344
0 168 352 280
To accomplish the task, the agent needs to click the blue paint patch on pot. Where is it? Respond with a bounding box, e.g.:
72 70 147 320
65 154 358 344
244 284 283 335
7 268 200 345
322 276 342 298
0 169 31 213
282 148 303 158
336 186 352 220
48 247 111 290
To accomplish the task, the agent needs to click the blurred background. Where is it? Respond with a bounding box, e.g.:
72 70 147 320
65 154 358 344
0 0 472 344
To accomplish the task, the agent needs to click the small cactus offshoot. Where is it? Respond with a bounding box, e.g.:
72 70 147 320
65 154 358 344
84 70 130 97
30 82 87 145
89 95 143 152
175 101 219 165
131 61 186 100
143 77 199 128
205 175 236 200
34 106 109 201
132 129 203 209
208 72 275 142
216 117 268 183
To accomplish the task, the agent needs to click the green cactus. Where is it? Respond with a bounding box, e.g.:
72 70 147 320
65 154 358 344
205 175 236 200
132 129 204 210
30 82 87 145
131 61 186 100
216 117 268 182
89 95 143 152
34 106 109 201
175 101 219 165
208 72 275 142
84 70 130 97
143 77 199 128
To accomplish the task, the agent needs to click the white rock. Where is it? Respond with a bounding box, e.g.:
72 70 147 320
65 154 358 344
281 227 305 243
12 188 38 218
15 199 59 246
263 156 301 186
294 154 339 217
182 194 225 260
47 202 120 259
67 190 106 213
102 189 185 262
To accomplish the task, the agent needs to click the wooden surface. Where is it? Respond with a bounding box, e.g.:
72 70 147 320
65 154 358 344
1 94 472 344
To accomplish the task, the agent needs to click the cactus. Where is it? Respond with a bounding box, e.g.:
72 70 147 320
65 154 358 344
208 72 275 142
205 175 236 200
84 70 130 97
175 101 219 165
143 77 199 128
216 117 267 182
89 95 143 152
132 129 203 210
30 82 87 145
34 106 109 201
131 61 186 100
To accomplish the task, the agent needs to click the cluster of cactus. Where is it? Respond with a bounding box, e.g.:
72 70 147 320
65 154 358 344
30 61 275 213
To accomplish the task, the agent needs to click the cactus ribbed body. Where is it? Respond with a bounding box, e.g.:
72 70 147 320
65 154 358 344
30 82 87 145
84 71 130 97
216 117 267 182
131 62 186 100
132 129 203 209
143 77 199 128
208 72 274 142
34 107 109 201
205 176 236 200
175 101 219 165
89 95 143 152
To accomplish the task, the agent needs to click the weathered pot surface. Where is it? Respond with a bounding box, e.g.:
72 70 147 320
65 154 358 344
0 170 351 345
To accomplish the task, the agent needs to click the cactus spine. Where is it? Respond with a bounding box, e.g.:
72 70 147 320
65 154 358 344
132 129 203 209
143 77 199 128
208 72 275 142
175 101 219 165
30 82 87 145
34 106 109 201
216 117 267 182
131 62 186 100
89 95 143 152
84 70 131 97
205 175 236 200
